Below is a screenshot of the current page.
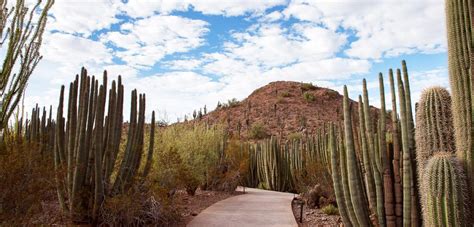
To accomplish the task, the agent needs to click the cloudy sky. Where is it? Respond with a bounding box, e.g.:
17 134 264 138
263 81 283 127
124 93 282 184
25 0 448 122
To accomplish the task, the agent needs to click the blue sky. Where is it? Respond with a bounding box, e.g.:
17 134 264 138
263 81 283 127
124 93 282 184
25 0 448 122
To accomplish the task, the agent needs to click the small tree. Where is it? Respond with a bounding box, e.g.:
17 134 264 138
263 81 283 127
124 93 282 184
0 0 54 130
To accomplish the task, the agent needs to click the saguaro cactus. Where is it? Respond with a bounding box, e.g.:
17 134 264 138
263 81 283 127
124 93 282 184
421 152 469 227
445 0 474 209
415 87 455 174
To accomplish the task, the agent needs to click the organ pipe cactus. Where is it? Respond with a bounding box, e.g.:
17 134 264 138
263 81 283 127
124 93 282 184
343 85 371 226
329 123 352 227
53 68 148 222
333 61 420 227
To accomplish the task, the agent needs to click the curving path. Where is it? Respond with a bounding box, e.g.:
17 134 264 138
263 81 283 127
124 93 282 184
187 187 298 227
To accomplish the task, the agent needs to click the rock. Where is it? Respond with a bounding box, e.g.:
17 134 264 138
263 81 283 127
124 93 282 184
191 212 198 216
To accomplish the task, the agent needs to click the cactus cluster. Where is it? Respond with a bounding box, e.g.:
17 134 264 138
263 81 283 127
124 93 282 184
331 61 420 227
51 68 155 222
242 130 331 192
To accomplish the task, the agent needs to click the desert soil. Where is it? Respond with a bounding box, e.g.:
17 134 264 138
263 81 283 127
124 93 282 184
172 188 242 226
291 199 342 227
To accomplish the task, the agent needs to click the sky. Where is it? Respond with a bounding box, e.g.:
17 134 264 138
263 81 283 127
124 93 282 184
24 0 449 122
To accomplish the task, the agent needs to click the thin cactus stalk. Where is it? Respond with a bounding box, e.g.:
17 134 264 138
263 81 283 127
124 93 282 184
397 69 413 227
343 86 371 226
402 61 421 227
362 79 379 219
389 69 403 226
358 95 377 218
142 110 156 178
329 123 352 227
379 73 395 227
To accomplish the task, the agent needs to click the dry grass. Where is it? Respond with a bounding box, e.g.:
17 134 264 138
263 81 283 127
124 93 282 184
0 140 58 225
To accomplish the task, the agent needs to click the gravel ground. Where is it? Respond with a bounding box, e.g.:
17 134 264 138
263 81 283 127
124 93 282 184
291 198 342 227
172 188 242 226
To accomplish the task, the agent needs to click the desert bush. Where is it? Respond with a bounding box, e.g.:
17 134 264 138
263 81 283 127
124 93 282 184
100 183 179 226
301 82 316 91
288 132 303 141
280 91 291 97
205 140 249 192
0 138 57 224
303 92 315 102
220 98 240 109
322 204 339 215
249 123 269 140
155 123 225 195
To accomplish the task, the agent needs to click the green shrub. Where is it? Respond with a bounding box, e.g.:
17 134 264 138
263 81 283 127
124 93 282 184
280 91 291 97
249 123 269 140
301 82 316 91
154 123 225 195
321 204 339 215
288 132 303 141
221 98 240 108
303 92 315 102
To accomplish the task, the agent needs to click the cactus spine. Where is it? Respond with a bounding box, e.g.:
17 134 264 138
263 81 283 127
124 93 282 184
415 87 455 174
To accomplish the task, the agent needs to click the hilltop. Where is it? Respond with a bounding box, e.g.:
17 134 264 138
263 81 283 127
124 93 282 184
192 81 381 140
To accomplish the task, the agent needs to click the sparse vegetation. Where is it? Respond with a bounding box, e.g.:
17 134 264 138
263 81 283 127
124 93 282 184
322 205 339 215
249 123 269 140
280 91 291 97
301 82 316 91
219 98 240 109
287 132 302 141
303 92 315 102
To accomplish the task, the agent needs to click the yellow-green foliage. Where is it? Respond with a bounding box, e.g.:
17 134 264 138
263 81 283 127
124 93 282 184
303 92 315 102
154 123 225 191
322 204 339 215
249 123 269 140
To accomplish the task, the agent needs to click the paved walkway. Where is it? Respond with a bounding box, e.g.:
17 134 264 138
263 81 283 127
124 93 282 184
187 187 298 227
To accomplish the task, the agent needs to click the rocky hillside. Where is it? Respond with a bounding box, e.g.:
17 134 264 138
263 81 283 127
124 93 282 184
194 81 381 140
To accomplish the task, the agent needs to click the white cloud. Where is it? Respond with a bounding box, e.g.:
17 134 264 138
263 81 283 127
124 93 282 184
283 0 446 59
48 0 120 36
120 0 286 18
101 15 209 69
221 23 346 69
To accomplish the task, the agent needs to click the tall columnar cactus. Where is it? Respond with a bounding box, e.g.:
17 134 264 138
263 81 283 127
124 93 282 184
421 152 469 227
329 123 352 227
53 68 149 222
445 0 474 210
379 73 395 227
397 70 415 227
389 69 403 226
357 95 377 218
343 86 371 226
363 79 386 226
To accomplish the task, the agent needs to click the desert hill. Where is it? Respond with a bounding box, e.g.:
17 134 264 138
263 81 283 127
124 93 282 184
191 81 381 140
